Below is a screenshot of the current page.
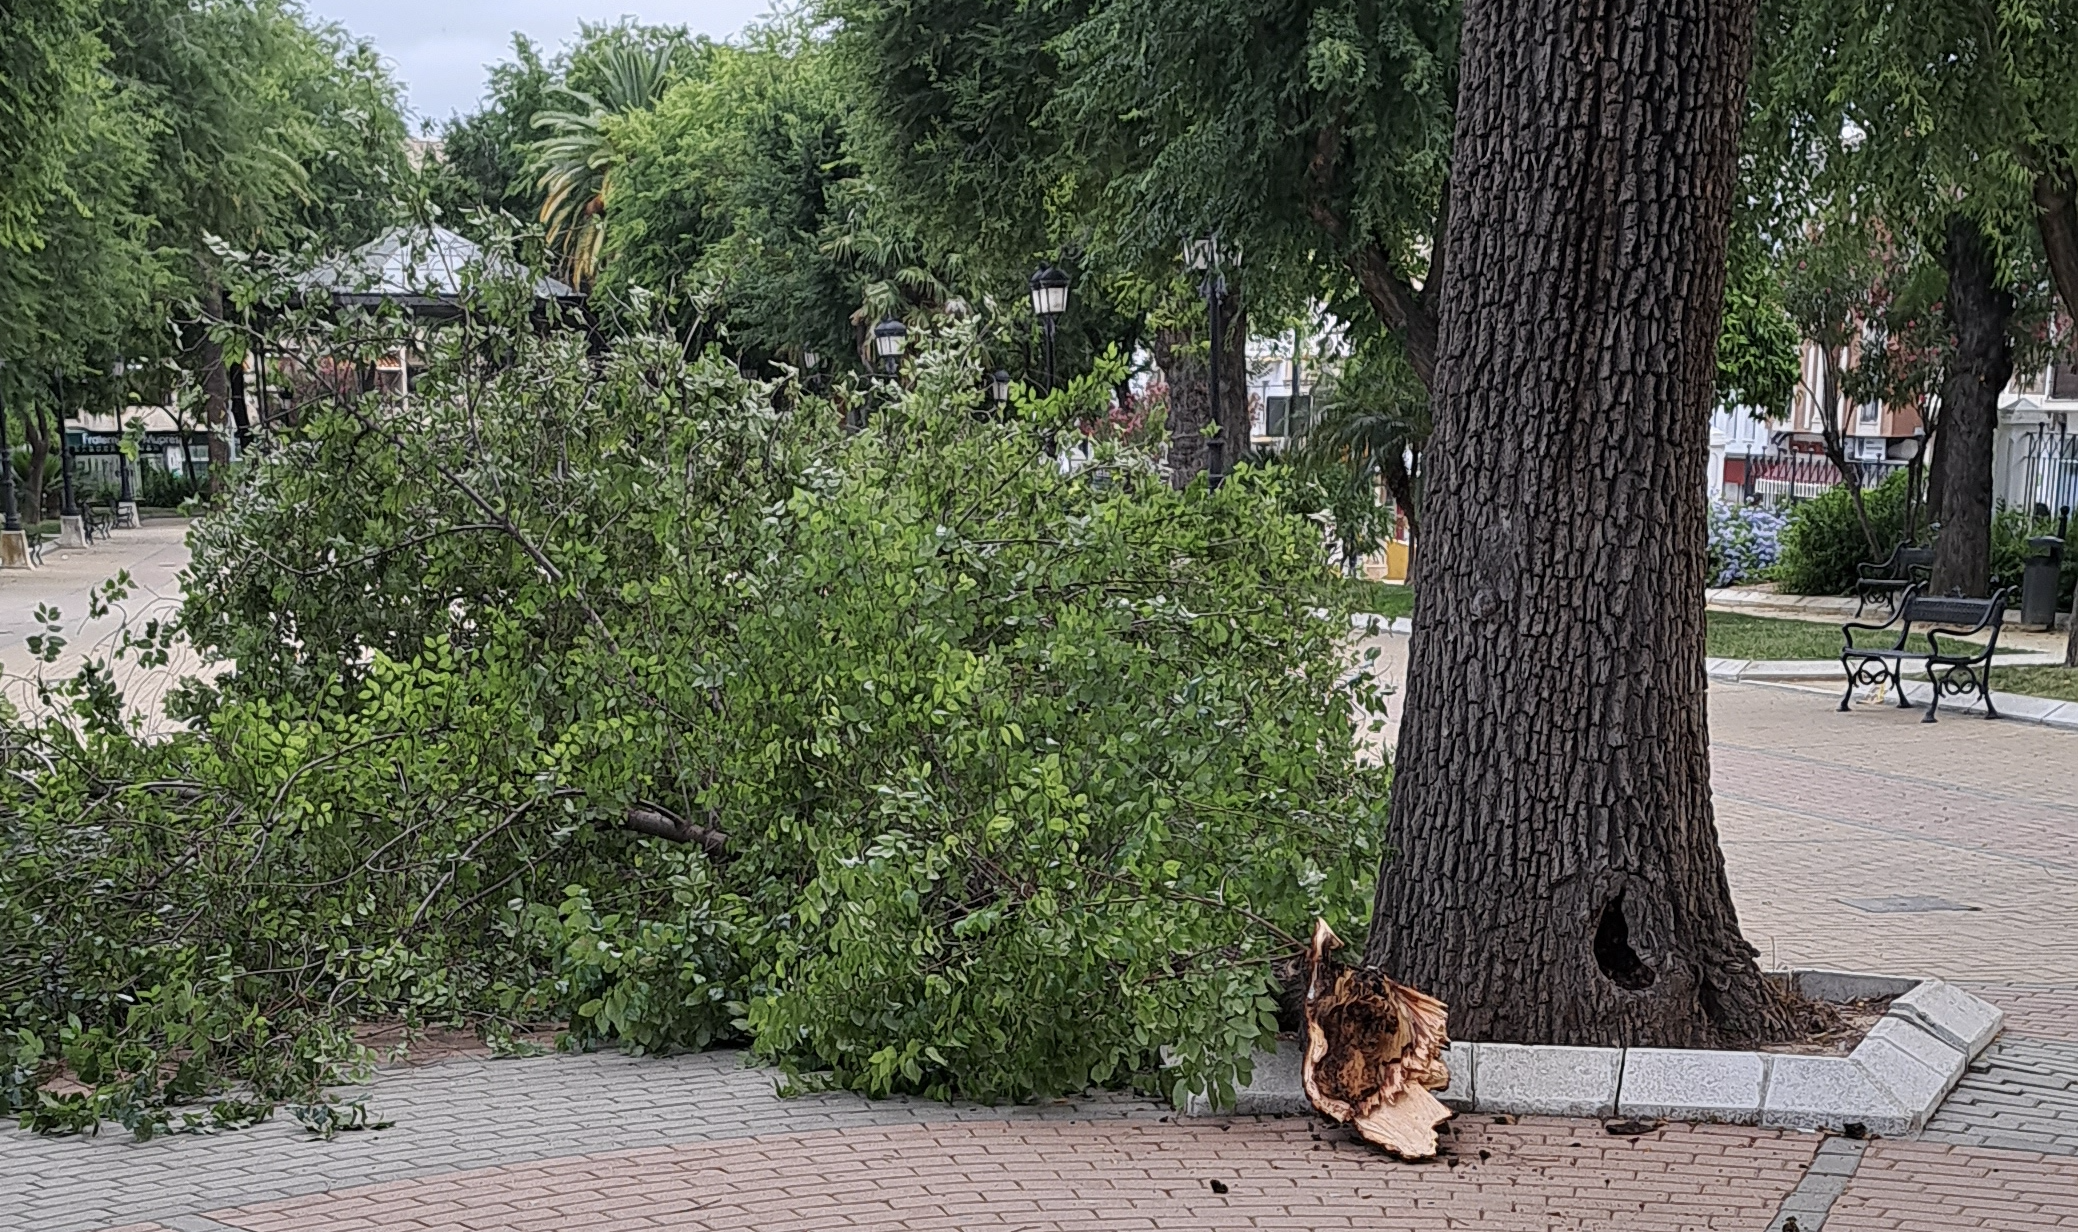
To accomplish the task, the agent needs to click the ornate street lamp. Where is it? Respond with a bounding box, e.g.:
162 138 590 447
1182 234 1228 489
991 369 1011 409
872 317 907 377
1028 266 1069 393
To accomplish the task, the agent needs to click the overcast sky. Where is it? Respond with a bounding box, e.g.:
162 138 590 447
303 0 774 125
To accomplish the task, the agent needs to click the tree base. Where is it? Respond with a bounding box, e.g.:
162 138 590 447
0 529 33 570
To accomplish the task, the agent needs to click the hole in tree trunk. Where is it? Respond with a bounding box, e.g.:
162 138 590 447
1593 894 1656 991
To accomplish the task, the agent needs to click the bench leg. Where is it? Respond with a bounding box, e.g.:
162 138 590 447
1838 658 1856 712
1982 672 1999 720
1922 666 1940 723
1891 660 1912 707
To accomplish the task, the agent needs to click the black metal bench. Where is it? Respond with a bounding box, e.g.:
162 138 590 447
1854 544 1935 616
1839 585 2009 723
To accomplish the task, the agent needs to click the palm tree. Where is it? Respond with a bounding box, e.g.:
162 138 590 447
1300 336 1430 533
529 44 676 289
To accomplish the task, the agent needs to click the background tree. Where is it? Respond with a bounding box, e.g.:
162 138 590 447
528 33 704 289
99 0 410 484
1750 0 2078 595
603 27 893 368
823 0 1457 480
1365 0 1782 1045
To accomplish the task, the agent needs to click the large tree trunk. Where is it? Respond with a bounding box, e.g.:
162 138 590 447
1930 217 2013 598
185 283 234 495
1362 0 1778 1047
1152 288 1248 487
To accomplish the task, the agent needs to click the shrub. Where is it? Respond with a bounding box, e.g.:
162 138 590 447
1706 502 1787 587
1991 507 2078 608
139 464 202 509
1772 470 1911 594
1 293 1387 1132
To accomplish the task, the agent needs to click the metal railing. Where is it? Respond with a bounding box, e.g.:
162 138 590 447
1748 453 1904 502
2015 428 2078 522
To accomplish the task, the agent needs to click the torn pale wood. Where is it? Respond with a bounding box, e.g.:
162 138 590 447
1302 918 1453 1159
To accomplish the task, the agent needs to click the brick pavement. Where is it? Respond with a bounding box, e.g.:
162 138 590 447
207 1118 1815 1232
4 677 2077 1230
1825 1140 2078 1229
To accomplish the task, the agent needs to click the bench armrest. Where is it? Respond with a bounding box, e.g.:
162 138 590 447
1841 610 1907 650
1923 628 1993 662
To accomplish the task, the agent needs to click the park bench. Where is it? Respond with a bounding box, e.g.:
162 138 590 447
1853 543 1935 616
1838 584 2009 723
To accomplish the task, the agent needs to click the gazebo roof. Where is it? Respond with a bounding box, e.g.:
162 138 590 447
301 225 578 314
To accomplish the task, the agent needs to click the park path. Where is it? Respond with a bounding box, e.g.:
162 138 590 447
0 519 202 727
2 573 2075 1228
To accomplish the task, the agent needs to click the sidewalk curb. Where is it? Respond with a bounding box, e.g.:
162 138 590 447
1181 972 2002 1137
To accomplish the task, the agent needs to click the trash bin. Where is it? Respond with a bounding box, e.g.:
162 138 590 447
2021 535 2066 630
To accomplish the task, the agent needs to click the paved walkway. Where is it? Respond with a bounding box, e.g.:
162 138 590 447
0 519 201 727
5 599 2077 1227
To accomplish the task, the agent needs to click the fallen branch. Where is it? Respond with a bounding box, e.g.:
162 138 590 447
625 801 727 856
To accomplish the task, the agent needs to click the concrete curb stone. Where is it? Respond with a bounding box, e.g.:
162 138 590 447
1889 978 2005 1058
1473 1044 1623 1118
1617 1048 1768 1124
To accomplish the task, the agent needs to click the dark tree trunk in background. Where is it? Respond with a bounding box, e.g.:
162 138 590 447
1363 0 1779 1047
226 358 252 444
1931 217 2013 599
1153 289 1248 486
21 397 53 519
1153 327 1208 488
183 284 234 494
1214 289 1249 467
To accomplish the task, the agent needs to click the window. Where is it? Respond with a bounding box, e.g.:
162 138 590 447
1857 400 1880 426
2052 363 2078 400
1264 394 1313 438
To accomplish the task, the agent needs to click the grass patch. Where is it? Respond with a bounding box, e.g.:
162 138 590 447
1988 666 2078 702
1705 610 2018 661
1337 578 1415 619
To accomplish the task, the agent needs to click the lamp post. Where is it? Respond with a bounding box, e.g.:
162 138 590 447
1183 234 1227 488
111 359 137 527
0 364 29 568
56 367 84 547
1028 266 1069 393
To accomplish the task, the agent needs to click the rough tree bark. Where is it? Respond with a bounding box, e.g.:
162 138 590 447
1362 0 1780 1047
1153 288 1249 487
1930 217 2013 599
